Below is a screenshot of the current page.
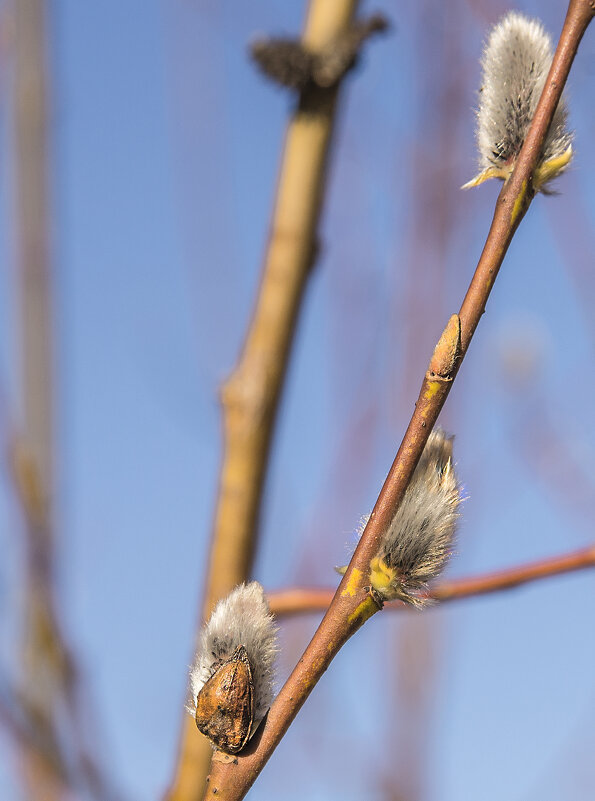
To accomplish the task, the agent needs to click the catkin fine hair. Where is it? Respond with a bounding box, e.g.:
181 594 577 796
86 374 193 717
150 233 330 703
340 428 463 607
464 11 572 190
379 428 460 597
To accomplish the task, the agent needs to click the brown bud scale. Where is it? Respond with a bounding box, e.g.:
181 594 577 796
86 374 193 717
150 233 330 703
195 645 254 754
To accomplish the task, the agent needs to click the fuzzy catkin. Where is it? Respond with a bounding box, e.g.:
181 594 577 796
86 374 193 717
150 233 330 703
379 428 460 601
341 429 462 606
464 12 572 190
188 582 278 728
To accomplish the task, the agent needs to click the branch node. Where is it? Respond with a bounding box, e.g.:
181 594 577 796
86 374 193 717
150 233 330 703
365 586 385 610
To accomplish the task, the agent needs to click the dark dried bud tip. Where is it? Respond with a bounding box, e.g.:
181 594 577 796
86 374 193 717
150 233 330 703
250 13 390 91
250 39 314 90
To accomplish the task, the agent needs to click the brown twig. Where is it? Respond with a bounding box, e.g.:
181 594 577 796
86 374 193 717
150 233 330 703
266 545 595 615
204 3 594 799
11 4 123 799
12 1 66 797
0 683 65 789
164 3 374 800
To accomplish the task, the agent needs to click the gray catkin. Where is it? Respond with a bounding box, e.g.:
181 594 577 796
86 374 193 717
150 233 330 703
465 12 572 190
381 429 460 598
341 428 462 607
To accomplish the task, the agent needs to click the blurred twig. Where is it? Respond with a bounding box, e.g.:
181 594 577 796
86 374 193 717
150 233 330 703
205 3 594 799
0 681 66 794
13 0 66 796
266 544 595 615
164 2 375 800
10 3 125 799
378 615 436 801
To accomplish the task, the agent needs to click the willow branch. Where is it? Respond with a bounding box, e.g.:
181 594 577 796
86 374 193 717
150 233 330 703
205 3 594 799
164 3 369 800
266 545 595 615
12 1 69 798
12 4 121 799
0 681 70 798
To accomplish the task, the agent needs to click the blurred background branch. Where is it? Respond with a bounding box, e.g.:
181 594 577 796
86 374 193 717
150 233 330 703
13 0 69 795
8 1 126 799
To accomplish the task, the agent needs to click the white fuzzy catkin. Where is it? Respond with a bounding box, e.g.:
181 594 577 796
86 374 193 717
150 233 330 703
379 428 460 602
463 12 572 191
341 428 462 607
188 582 278 728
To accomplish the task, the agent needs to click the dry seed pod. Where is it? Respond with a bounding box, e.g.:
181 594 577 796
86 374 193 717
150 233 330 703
188 582 278 753
462 12 572 192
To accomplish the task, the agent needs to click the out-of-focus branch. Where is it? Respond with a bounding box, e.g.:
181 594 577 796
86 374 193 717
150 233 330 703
15 0 53 495
205 3 594 799
164 3 374 800
11 4 123 800
432 545 595 601
0 681 68 797
13 1 66 797
266 545 595 615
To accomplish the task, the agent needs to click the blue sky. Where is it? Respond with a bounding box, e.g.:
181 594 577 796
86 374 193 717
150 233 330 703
1 1 595 799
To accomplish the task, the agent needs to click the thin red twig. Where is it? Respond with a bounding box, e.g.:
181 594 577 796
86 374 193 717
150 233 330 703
266 545 595 615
